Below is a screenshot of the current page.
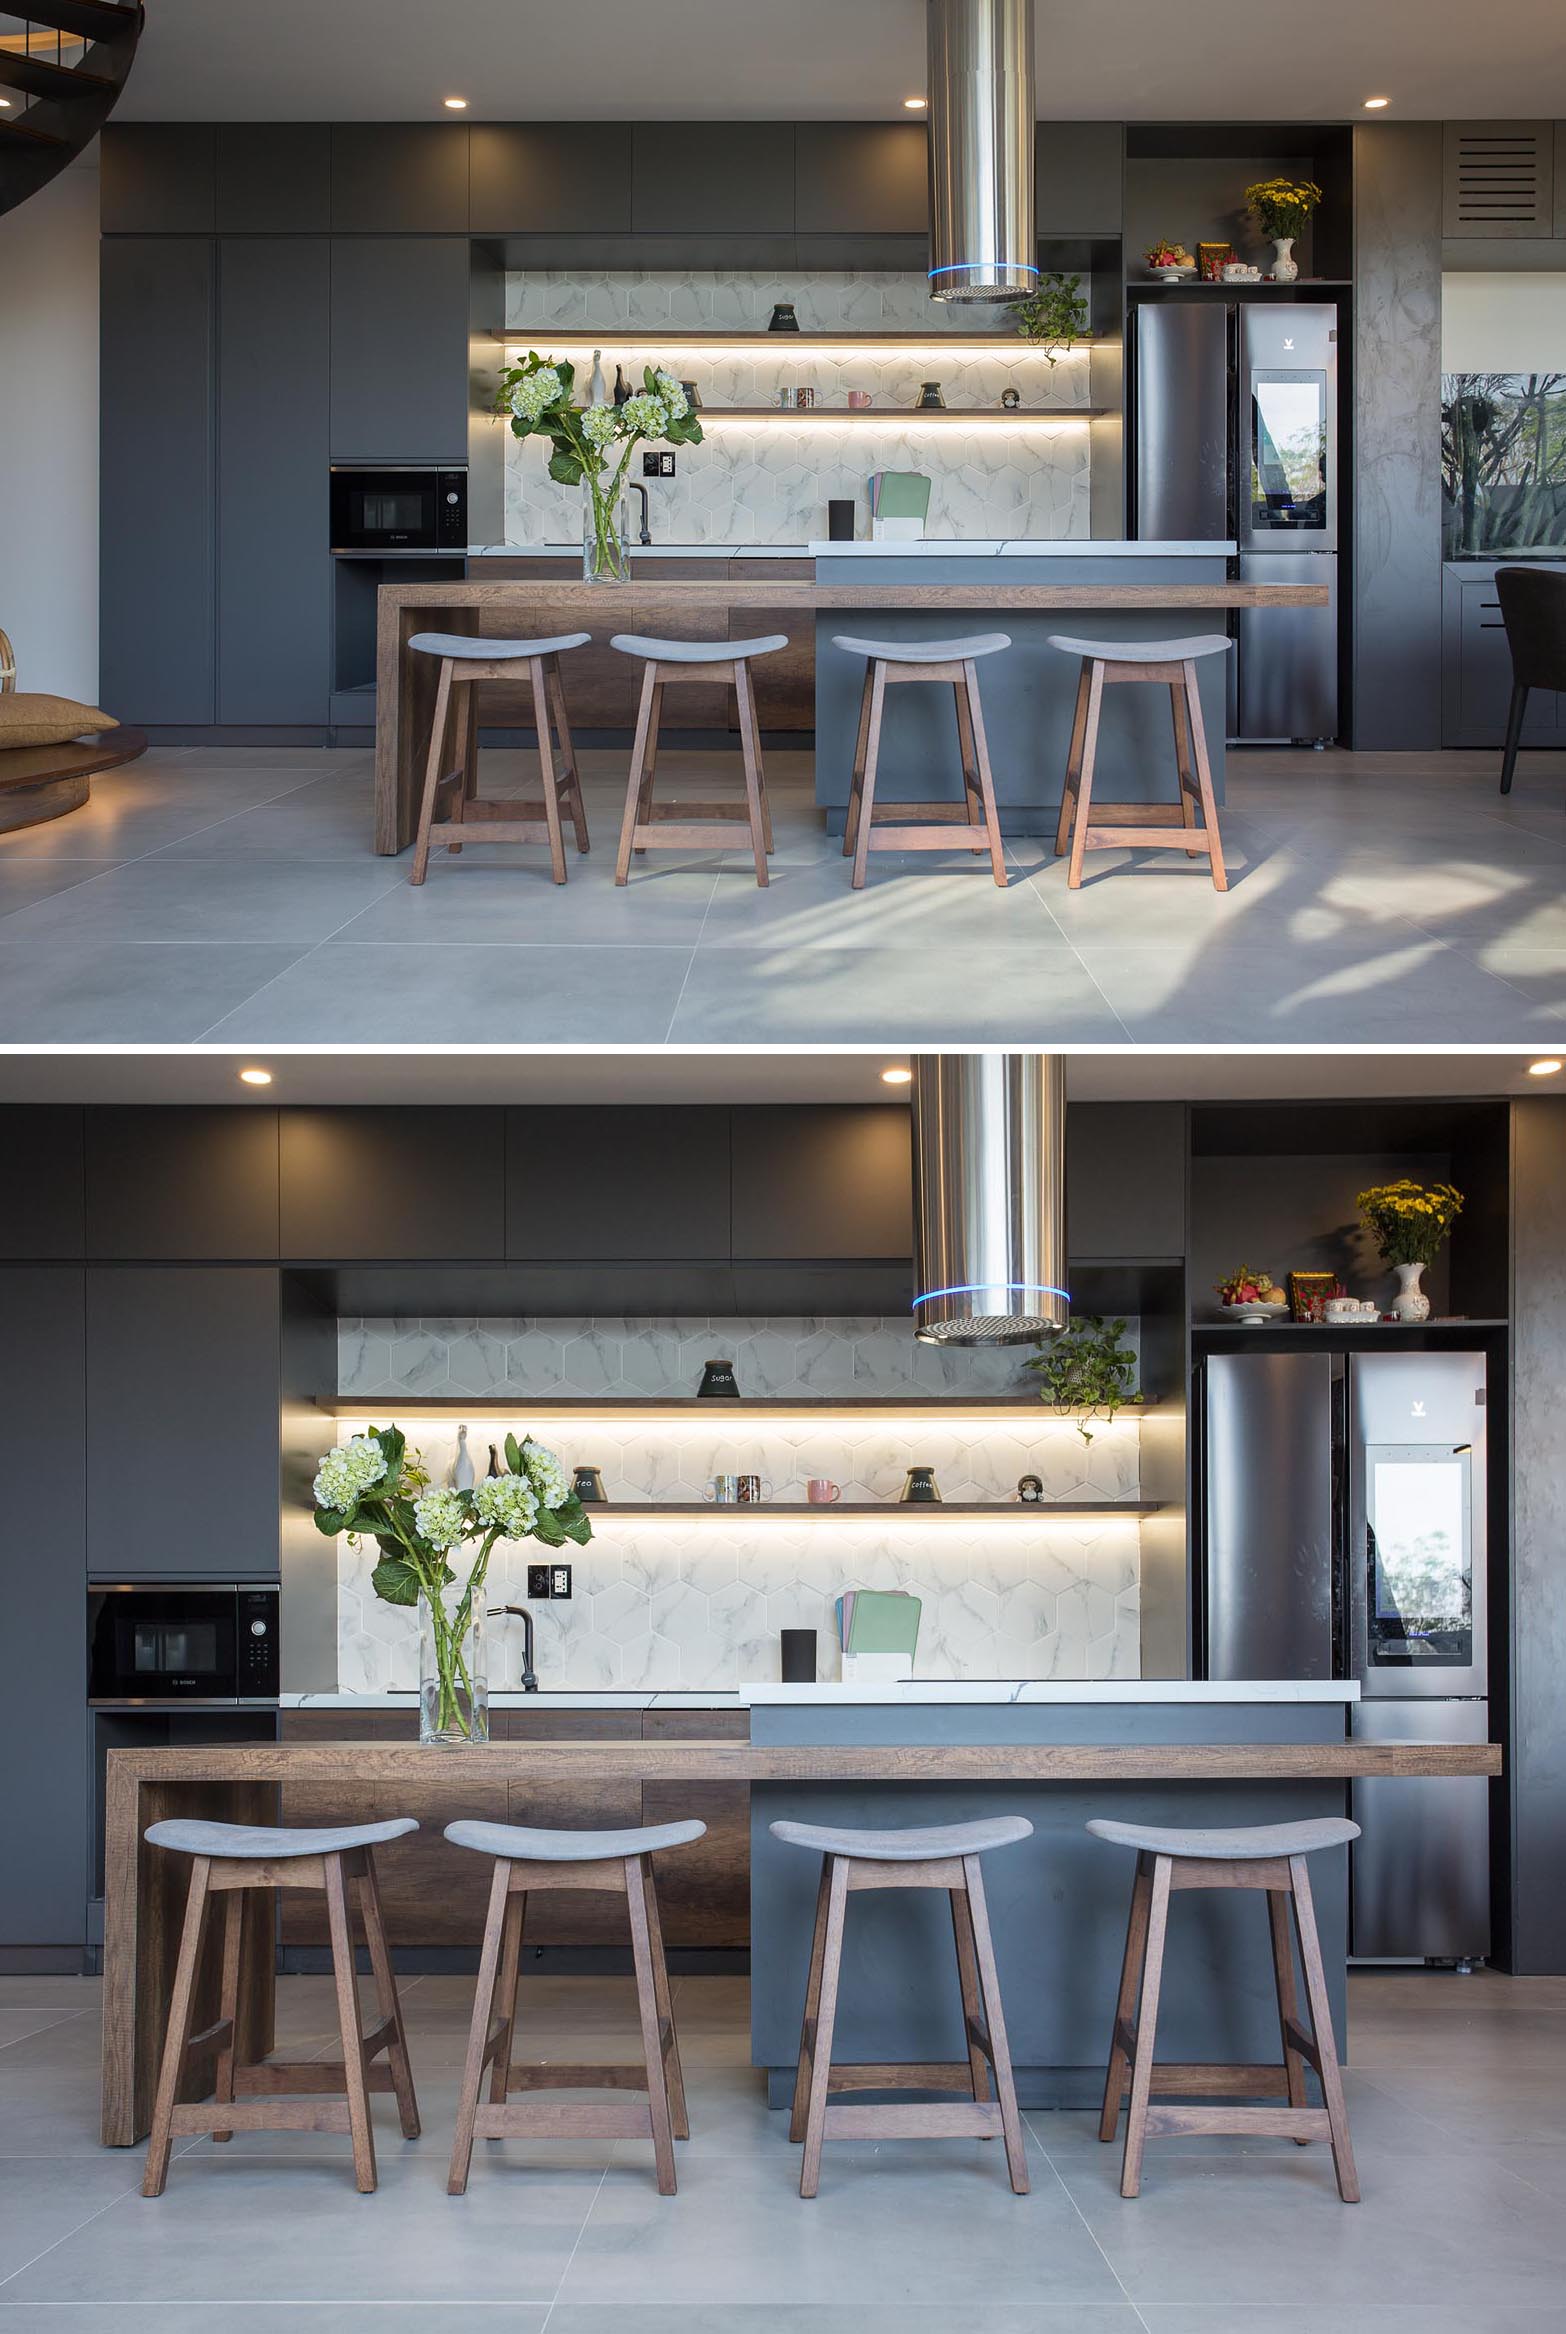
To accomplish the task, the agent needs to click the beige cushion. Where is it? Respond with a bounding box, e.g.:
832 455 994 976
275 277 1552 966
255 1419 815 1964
0 693 117 751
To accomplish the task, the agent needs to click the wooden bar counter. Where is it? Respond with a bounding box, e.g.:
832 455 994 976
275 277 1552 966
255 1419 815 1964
102 1728 1498 2144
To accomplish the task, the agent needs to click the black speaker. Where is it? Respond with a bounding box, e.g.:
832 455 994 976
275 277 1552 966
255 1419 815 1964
827 499 856 541
780 1629 817 1683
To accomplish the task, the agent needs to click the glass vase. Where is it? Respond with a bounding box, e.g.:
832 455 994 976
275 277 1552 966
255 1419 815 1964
582 475 630 583
418 1591 488 1746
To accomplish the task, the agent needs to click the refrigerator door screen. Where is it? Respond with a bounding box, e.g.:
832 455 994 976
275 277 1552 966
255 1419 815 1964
1250 372 1330 533
1365 1445 1474 1673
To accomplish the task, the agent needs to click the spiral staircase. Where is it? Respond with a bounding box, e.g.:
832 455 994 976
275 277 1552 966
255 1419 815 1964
0 3 143 218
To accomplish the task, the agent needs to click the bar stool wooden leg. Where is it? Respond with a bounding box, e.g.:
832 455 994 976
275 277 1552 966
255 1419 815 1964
1169 681 1201 858
143 1855 213 2196
446 682 477 855
486 1887 526 2118
616 666 660 884
1181 661 1228 892
737 664 774 853
1266 1886 1312 2140
1119 1852 1173 2199
1500 680 1527 794
949 1884 993 2109
850 666 888 892
209 1888 244 2143
1098 1854 1154 2144
1066 660 1106 891
1289 1857 1360 2203
527 656 568 885
546 656 591 854
798 1855 850 2198
639 1858 689 2142
789 1860 834 2143
953 680 988 856
323 1851 377 2194
733 659 771 887
962 1856 1029 2194
843 667 875 860
624 1855 679 2195
634 684 663 854
449 1857 512 2195
963 660 1008 889
1055 663 1092 859
357 1851 421 2141
410 658 455 885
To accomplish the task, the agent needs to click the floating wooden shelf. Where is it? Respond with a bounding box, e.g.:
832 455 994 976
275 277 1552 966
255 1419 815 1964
323 1397 1111 1421
565 1501 1159 1519
492 329 1098 351
695 405 1101 422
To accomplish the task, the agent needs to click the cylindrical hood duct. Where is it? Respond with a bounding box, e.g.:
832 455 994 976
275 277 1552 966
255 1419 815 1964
926 0 1038 303
910 1054 1070 1345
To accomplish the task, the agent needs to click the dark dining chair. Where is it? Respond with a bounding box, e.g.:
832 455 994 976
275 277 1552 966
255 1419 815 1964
1495 566 1566 798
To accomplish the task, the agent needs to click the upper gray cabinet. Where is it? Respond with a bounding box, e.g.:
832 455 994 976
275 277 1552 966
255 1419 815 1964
0 1108 83 1259
99 124 216 232
330 124 471 232
731 1107 912 1260
506 1106 731 1262
794 122 928 235
1065 1104 1185 1261
279 1109 506 1260
84 1108 280 1260
1035 122 1123 238
216 124 331 232
469 124 633 234
632 124 794 234
328 237 473 461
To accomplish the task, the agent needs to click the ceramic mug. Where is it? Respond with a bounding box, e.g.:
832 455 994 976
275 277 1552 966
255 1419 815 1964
806 1478 841 1504
846 390 872 409
736 1474 774 1503
705 1474 741 1504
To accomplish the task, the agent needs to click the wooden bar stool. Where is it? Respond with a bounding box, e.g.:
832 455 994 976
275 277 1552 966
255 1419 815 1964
408 630 591 886
140 1817 421 2197
1048 632 1232 891
1089 1815 1360 2201
610 632 785 887
771 1815 1032 2199
832 632 1010 890
444 1815 704 2196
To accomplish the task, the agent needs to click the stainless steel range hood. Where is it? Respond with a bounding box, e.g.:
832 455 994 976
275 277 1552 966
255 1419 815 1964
926 0 1038 303
910 1054 1070 1344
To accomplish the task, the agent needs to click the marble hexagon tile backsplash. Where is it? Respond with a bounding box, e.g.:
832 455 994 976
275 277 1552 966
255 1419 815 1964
332 1313 1145 1690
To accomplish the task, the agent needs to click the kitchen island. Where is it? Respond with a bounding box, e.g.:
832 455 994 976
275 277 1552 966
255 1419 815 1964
373 545 1329 853
100 1695 1498 2145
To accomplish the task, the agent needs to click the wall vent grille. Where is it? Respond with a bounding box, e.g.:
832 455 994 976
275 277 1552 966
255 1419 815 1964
1443 123 1553 237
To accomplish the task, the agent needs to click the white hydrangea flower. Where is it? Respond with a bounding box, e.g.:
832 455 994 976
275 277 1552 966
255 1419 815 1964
653 370 689 422
313 1435 387 1513
580 400 620 449
510 365 563 423
473 1471 539 1538
621 392 669 438
519 1437 570 1510
413 1486 470 1552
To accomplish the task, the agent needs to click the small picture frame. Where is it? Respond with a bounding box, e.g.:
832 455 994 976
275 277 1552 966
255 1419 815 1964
1198 240 1234 282
1287 1270 1342 1324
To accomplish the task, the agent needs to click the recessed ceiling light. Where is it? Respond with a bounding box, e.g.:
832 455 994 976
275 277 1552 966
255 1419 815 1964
1527 1058 1563 1077
881 1066 913 1086
238 1067 273 1086
0 97 11 108
1363 95 1390 108
903 96 927 109
444 96 468 110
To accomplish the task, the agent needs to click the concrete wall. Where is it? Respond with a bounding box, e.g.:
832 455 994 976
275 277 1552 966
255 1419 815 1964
0 152 99 701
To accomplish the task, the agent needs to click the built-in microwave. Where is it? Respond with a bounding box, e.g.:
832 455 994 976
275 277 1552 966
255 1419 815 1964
87 1583 280 1705
330 464 468 555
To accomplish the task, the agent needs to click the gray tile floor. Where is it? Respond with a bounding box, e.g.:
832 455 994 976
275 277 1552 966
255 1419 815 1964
0 744 1564 1042
2 1968 1565 2329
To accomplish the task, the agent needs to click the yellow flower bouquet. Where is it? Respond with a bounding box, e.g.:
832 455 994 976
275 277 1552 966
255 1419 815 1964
1355 1179 1463 1268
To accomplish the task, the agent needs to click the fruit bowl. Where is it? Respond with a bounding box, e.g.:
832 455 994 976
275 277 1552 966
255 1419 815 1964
1218 1297 1291 1324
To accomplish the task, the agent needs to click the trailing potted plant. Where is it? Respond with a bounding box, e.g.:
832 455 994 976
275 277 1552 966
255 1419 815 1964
1024 1315 1142 1444
312 1425 592 1744
496 352 704 583
1355 1179 1464 1322
1008 272 1089 367
1242 177 1322 283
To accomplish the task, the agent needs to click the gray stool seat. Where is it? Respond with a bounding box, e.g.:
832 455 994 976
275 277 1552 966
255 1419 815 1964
610 632 787 664
408 629 590 660
445 1816 706 1861
1046 631 1231 663
1087 1815 1359 1860
145 1816 418 1860
832 630 1011 663
770 1814 1032 1861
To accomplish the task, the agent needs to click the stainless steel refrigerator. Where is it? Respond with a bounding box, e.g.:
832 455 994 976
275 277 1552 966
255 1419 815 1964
1198 1348 1490 1965
1132 299 1339 745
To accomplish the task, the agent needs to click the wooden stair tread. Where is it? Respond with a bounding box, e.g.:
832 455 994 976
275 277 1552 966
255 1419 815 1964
21 0 140 38
0 52 116 99
0 115 70 149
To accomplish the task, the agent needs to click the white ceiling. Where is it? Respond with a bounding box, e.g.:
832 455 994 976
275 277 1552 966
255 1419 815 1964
117 0 1566 124
0 1051 1555 1105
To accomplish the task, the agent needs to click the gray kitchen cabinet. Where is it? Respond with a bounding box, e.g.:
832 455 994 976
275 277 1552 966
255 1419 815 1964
217 239 331 724
731 1106 912 1261
85 1269 283 1579
1035 123 1124 237
0 1270 88 1950
99 124 216 233
632 123 794 234
84 1108 280 1261
793 122 928 235
1066 1103 1186 1261
99 237 217 727
329 237 472 461
0 1107 83 1260
329 124 470 233
279 1109 506 1260
215 124 331 232
1442 565 1563 748
469 123 633 234
505 1106 731 1262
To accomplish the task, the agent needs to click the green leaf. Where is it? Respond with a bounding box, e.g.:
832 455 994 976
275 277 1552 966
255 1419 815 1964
370 1553 423 1607
548 448 585 487
314 1506 347 1536
530 1504 567 1548
504 1432 523 1474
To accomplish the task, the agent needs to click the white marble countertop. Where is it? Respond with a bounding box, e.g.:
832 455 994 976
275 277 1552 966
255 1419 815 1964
741 1679 1361 1705
281 1690 742 1710
808 539 1238 559
465 543 811 561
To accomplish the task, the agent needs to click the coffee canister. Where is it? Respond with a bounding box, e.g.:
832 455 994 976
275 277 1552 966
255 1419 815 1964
571 1465 607 1505
900 1465 942 1504
916 381 947 409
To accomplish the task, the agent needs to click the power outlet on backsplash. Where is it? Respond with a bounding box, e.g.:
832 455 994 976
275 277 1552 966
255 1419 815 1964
642 450 675 477
528 1563 573 1600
